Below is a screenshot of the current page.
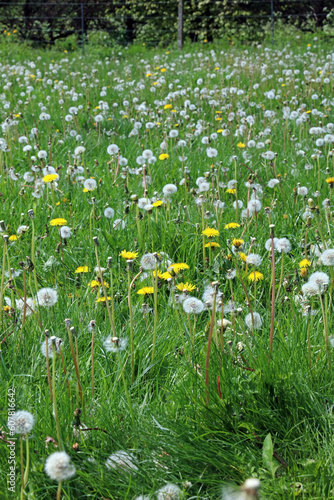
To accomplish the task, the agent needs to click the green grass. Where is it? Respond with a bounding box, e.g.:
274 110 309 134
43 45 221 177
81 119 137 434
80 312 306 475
0 34 334 499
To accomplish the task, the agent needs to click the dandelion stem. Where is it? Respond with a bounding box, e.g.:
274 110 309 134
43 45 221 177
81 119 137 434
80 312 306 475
152 267 158 361
94 245 116 337
20 435 24 499
270 225 276 354
205 286 217 405
52 343 63 450
66 325 84 410
45 332 52 401
0 240 7 326
23 435 30 490
56 481 62 500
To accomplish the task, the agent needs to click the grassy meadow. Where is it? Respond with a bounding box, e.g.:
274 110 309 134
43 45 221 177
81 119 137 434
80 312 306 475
1 35 334 499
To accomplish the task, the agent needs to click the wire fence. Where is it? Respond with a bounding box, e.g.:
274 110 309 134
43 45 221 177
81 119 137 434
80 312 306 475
0 0 332 50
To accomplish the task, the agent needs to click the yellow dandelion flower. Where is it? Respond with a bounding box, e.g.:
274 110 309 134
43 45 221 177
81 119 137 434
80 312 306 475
202 227 219 238
164 104 172 110
238 252 247 261
152 200 163 207
176 282 196 292
232 239 244 248
9 235 18 241
146 73 152 77
299 259 311 268
3 305 11 312
89 280 109 288
159 153 170 160
224 222 240 229
226 188 237 194
326 177 334 185
237 142 246 148
167 263 190 273
161 68 167 72
43 173 59 183
119 250 138 260
75 266 90 273
95 297 111 302
205 242 220 248
160 271 172 280
50 218 67 226
137 287 154 295
300 268 308 278
248 271 264 282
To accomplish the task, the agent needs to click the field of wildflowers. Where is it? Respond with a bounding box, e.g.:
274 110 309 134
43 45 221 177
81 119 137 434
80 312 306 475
1 37 334 499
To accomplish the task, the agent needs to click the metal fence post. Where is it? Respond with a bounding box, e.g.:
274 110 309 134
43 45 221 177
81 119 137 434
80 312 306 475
271 0 274 46
81 3 85 55
178 0 183 50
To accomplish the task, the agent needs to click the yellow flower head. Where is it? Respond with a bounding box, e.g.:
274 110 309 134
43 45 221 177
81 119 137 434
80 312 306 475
50 218 67 226
167 263 190 274
164 104 172 110
176 282 196 292
8 235 18 241
248 271 264 282
226 188 237 194
160 271 172 280
137 287 154 295
202 227 219 238
224 223 240 229
326 177 334 185
205 242 220 248
152 200 163 207
238 252 247 262
299 259 311 269
95 297 111 303
119 250 138 260
43 174 59 183
232 239 244 248
89 280 109 289
237 142 246 148
74 266 90 273
159 153 170 160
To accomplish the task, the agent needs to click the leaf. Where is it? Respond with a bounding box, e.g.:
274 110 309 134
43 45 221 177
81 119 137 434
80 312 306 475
262 433 279 478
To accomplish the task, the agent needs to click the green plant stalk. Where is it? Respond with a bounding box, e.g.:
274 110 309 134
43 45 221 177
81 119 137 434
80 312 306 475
31 220 39 296
56 481 62 500
45 337 52 401
23 435 30 490
5 245 15 307
94 245 116 337
205 289 217 405
128 265 134 383
20 435 24 500
269 229 276 353
66 325 84 409
152 268 158 361
0 241 6 326
109 268 115 328
52 343 63 450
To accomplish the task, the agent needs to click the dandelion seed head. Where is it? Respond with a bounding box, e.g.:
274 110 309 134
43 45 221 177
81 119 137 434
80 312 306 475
244 312 262 329
36 288 58 307
183 297 205 314
44 451 76 482
8 410 35 435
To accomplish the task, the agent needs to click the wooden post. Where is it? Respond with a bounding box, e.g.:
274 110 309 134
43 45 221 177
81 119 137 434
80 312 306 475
178 0 183 50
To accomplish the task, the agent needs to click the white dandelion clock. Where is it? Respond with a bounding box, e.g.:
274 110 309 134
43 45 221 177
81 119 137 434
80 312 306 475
183 297 205 314
104 207 115 219
45 451 76 482
276 238 291 253
162 184 178 196
140 253 160 270
105 451 138 472
308 272 330 293
103 337 128 352
320 249 334 266
8 410 35 435
36 288 58 307
157 483 182 500
59 226 72 239
83 178 97 191
113 219 125 230
245 312 262 330
246 254 262 267
107 144 119 156
41 337 62 358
